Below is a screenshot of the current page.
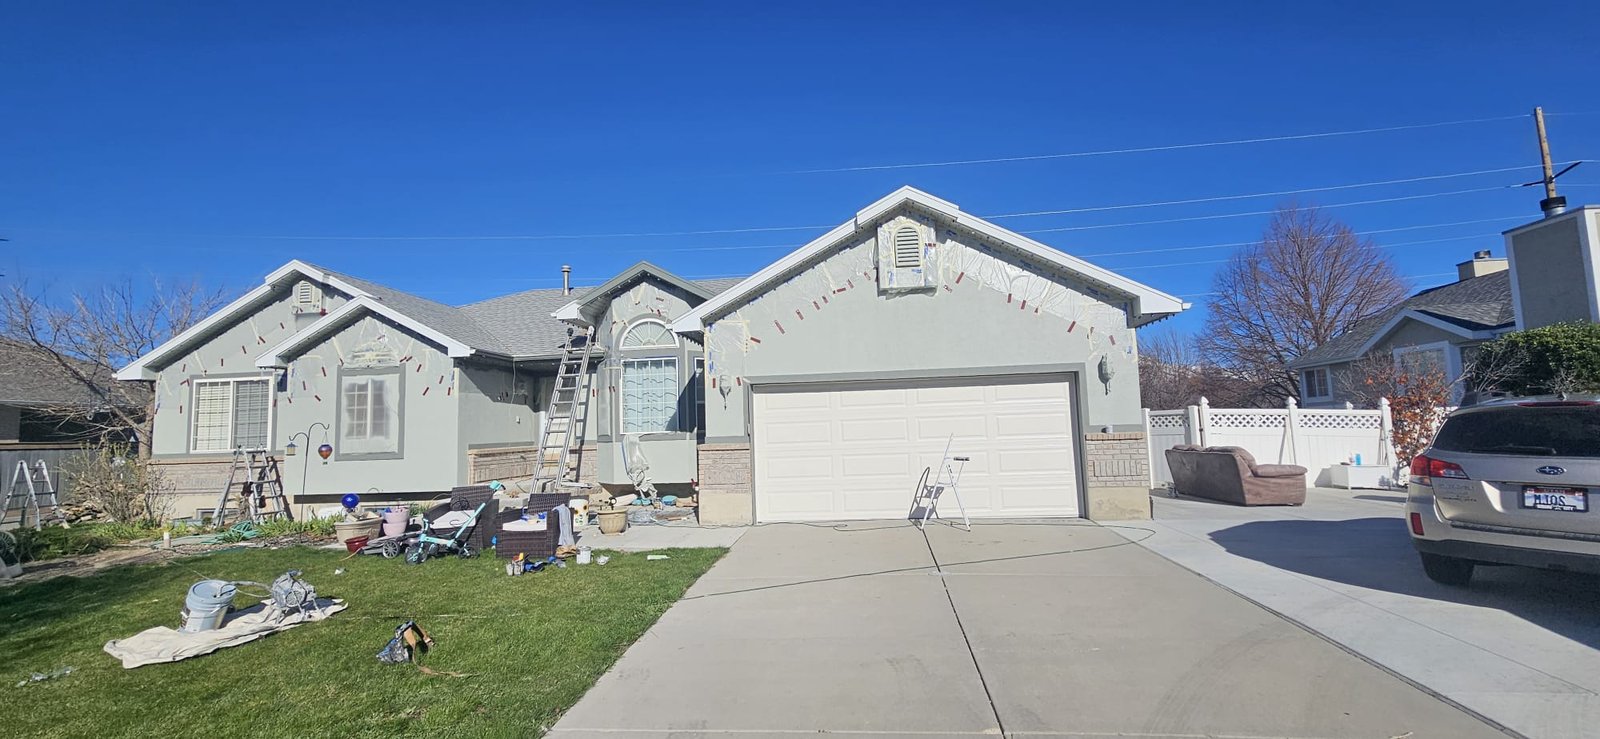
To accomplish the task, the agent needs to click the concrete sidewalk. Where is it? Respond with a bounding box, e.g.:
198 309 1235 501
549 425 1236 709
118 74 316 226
550 520 1501 738
1127 488 1600 739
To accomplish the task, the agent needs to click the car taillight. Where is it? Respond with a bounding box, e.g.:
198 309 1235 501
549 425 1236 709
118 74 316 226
1409 454 1469 486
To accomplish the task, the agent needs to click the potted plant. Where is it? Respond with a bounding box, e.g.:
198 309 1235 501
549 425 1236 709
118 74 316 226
596 501 627 535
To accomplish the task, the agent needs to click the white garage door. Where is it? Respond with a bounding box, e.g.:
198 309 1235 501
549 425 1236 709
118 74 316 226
752 375 1080 522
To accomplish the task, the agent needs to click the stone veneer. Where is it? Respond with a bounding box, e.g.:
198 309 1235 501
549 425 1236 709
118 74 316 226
1082 431 1152 520
466 445 597 486
696 442 752 525
151 457 247 521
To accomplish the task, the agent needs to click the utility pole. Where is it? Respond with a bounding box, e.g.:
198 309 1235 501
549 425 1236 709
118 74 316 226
1533 106 1567 217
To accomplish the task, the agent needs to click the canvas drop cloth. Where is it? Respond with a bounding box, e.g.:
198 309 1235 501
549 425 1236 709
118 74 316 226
103 598 346 669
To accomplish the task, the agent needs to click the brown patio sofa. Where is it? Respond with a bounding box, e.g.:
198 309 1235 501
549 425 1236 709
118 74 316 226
1164 445 1307 506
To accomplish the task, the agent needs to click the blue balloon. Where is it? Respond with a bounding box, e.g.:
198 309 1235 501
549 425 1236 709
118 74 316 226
340 493 361 510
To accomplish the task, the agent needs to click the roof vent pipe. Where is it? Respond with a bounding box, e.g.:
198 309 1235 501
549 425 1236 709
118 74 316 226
562 265 572 295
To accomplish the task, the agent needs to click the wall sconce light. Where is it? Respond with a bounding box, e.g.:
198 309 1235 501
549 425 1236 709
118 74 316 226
1098 354 1115 396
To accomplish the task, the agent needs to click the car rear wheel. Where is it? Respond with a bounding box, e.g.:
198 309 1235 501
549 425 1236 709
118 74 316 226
1420 552 1475 586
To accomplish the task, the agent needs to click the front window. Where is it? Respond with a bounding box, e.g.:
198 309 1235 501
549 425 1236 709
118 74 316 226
191 378 271 452
339 372 402 457
1302 368 1331 399
621 357 678 433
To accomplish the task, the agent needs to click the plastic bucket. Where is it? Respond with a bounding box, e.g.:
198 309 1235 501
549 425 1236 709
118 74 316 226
182 580 237 633
344 536 370 554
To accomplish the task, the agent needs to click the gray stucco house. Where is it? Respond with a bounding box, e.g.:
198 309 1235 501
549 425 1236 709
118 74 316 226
119 186 1186 523
1291 204 1600 408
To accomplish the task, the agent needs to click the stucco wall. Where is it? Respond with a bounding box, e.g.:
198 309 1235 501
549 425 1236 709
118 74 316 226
150 278 351 457
700 205 1143 443
274 313 461 498
1509 214 1592 329
590 276 706 486
457 362 541 464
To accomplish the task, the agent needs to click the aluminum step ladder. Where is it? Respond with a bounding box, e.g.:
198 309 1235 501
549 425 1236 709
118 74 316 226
909 435 971 531
212 449 293 525
533 326 596 492
3 459 62 530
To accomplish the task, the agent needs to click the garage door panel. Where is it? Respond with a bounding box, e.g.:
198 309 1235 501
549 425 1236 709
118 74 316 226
754 376 1079 522
763 420 834 446
839 418 910 444
995 411 1072 438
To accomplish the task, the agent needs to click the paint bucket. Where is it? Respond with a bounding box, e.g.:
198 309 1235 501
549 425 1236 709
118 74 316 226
576 547 592 565
344 536 369 554
568 498 589 525
381 508 408 538
181 580 237 633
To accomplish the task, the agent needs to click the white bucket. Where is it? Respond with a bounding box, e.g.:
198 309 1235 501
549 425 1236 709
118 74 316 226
181 580 237 633
576 547 592 565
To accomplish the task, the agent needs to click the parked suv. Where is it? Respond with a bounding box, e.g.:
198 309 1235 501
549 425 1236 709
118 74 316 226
1407 397 1600 585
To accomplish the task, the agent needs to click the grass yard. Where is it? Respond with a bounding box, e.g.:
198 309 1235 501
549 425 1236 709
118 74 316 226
0 545 725 738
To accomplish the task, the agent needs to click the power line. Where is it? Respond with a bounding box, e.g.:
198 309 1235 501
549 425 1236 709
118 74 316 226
1019 186 1511 234
1075 216 1524 259
1111 233 1503 272
987 163 1562 219
785 114 1529 173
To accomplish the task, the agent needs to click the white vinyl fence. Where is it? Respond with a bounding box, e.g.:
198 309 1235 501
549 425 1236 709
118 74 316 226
1144 397 1396 488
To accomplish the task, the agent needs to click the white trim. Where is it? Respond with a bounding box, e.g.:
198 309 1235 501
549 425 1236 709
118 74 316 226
1504 230 1526 331
1500 204 1600 237
254 297 475 368
552 300 584 324
1300 367 1332 400
116 260 373 381
188 375 274 453
620 318 679 350
1579 210 1600 323
669 186 1188 333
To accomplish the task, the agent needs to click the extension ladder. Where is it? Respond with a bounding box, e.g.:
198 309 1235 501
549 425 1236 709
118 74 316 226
3 459 62 530
533 326 596 492
908 435 972 531
212 449 293 525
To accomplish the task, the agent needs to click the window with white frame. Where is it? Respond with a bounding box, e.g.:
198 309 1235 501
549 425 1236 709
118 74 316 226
339 372 402 457
191 378 271 452
621 357 678 433
1302 367 1331 399
621 320 677 349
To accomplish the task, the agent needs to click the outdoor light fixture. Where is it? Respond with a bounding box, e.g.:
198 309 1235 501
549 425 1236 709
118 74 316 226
285 440 297 456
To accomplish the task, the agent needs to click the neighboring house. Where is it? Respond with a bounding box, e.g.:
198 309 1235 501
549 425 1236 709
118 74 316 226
0 338 143 445
119 186 1187 523
1292 204 1600 407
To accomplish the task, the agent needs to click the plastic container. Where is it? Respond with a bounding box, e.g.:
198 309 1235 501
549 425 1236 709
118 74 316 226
381 507 409 538
182 580 237 633
576 546 592 565
344 535 370 554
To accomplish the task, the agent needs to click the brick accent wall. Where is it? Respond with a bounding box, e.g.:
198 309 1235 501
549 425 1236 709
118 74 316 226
697 442 752 525
466 445 597 485
697 443 751 495
1083 432 1150 489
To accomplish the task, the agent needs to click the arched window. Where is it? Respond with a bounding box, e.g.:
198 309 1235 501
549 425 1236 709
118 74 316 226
892 225 922 269
620 319 677 349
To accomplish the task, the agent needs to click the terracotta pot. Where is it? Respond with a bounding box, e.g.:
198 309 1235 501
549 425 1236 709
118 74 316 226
335 518 381 544
597 508 628 535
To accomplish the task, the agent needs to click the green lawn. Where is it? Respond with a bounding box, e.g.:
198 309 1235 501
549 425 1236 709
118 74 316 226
0 545 725 738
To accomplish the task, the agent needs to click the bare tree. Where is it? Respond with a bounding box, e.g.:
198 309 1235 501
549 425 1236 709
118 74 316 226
1138 329 1255 409
1202 204 1409 405
1342 350 1452 465
0 277 227 457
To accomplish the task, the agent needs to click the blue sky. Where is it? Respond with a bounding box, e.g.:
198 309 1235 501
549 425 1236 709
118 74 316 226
2 2 1596 336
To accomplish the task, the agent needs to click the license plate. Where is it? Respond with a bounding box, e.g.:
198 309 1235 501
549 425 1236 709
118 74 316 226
1522 486 1589 512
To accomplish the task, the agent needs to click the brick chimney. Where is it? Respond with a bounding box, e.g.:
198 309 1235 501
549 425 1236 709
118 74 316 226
1456 250 1509 281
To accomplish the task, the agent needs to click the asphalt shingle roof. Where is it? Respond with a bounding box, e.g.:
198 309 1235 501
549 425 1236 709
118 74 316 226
302 267 748 361
0 339 144 408
1292 270 1513 368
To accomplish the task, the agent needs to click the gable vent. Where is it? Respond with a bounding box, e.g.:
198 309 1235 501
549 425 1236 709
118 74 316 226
893 226 922 269
292 281 323 313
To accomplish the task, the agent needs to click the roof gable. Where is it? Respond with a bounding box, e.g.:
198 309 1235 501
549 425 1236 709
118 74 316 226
255 297 479 368
1290 270 1514 369
670 186 1188 332
552 262 716 325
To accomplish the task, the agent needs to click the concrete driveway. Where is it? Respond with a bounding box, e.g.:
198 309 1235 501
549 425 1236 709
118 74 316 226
1130 488 1600 739
550 519 1502 738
